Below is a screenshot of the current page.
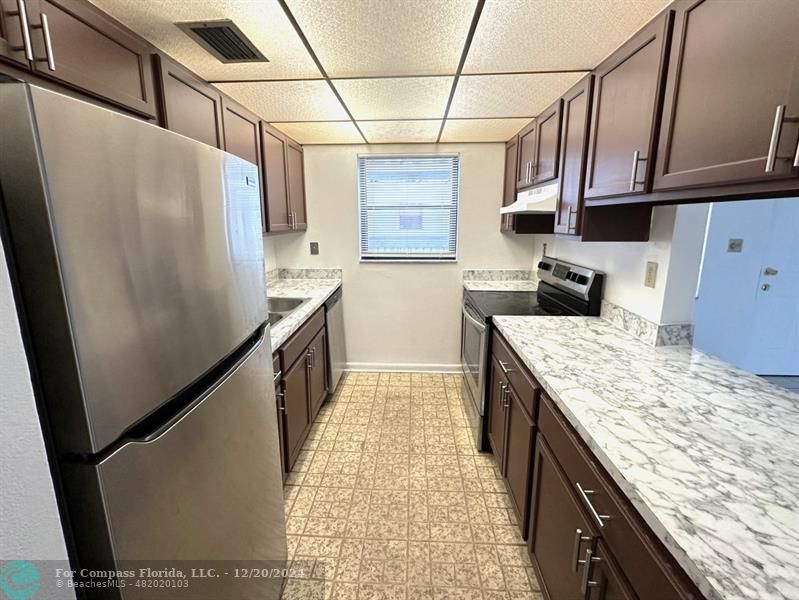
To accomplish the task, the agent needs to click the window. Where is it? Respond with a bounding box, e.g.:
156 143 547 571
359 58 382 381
358 154 460 262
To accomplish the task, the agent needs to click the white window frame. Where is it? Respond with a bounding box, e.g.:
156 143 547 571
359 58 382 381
357 153 461 263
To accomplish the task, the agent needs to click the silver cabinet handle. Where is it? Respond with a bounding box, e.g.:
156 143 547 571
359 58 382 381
293 211 298 228
273 369 282 384
498 360 513 375
502 385 510 409
8 0 34 61
794 131 799 168
34 13 55 71
629 150 640 191
306 350 312 369
276 389 286 412
766 105 786 172
288 211 293 229
576 482 610 528
571 528 593 573
567 206 577 229
579 547 601 596
498 382 506 407
310 348 315 368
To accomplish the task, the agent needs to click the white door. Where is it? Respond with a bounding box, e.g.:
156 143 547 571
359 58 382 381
693 198 799 375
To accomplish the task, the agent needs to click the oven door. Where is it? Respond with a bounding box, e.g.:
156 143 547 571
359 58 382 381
461 302 488 417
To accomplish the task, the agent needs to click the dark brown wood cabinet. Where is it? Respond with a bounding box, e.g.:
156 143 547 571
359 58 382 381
307 326 328 419
261 123 291 232
532 99 562 185
286 140 307 231
486 358 508 467
654 0 799 191
501 137 518 233
282 348 312 471
0 0 156 116
273 353 287 481
156 54 224 149
529 436 596 600
222 97 260 165
516 120 537 189
584 10 673 200
586 540 637 600
503 382 535 538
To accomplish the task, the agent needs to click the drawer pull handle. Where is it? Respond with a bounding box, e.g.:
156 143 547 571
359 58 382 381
31 12 55 71
628 150 647 191
498 360 513 375
571 528 593 573
502 385 510 409
580 547 602 596
576 482 610 528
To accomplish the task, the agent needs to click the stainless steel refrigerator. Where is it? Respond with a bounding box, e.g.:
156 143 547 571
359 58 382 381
0 83 286 599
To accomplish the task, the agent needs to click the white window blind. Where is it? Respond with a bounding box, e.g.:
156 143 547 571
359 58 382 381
358 154 460 262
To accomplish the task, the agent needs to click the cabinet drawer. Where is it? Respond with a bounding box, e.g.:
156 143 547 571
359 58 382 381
279 307 324 371
491 330 539 418
538 396 702 600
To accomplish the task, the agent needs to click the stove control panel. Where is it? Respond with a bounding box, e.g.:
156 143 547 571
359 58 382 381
537 256 602 300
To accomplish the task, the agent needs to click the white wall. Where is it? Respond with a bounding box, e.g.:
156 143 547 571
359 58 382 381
534 204 709 324
0 236 74 597
271 143 534 369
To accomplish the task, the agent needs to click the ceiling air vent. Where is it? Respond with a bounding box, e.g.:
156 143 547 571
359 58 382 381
176 20 268 63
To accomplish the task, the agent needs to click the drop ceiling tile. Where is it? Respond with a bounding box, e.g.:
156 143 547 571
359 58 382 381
463 0 671 73
215 80 349 121
87 0 319 80
448 72 586 119
272 122 364 144
440 118 530 142
359 121 441 144
333 77 453 120
286 0 476 77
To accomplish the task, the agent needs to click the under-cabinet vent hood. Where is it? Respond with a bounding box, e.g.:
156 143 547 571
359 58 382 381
501 183 558 214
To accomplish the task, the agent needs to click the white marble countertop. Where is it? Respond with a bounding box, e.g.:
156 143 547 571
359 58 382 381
492 316 799 600
463 280 537 292
267 277 341 350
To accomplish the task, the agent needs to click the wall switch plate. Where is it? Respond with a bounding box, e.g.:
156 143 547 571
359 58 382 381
727 238 743 252
644 261 658 288
310 242 319 255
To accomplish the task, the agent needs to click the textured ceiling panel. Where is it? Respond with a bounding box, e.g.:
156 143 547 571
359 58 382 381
359 121 441 144
464 0 671 73
333 77 454 120
449 72 586 118
286 0 476 77
272 122 364 144
440 118 530 142
87 0 319 80
215 80 349 121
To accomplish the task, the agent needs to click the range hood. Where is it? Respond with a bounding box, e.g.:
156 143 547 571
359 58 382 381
500 183 558 214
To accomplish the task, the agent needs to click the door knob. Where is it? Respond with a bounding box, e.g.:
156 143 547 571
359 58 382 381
761 284 770 291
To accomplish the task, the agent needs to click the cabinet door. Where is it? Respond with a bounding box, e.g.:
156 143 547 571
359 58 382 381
528 437 597 600
261 123 291 232
308 327 328 420
503 384 535 539
516 121 537 189
222 98 260 165
283 353 311 471
157 55 224 148
532 99 562 184
654 0 799 190
286 141 307 231
586 540 637 600
273 354 287 480
486 358 508 469
584 11 672 200
502 137 519 232
0 0 30 65
555 76 593 235
29 0 157 117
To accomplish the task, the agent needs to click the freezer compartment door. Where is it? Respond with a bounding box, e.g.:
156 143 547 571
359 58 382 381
92 341 286 599
1 84 266 453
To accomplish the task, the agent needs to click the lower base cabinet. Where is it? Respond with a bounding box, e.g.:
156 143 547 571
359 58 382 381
273 307 329 472
503 383 536 538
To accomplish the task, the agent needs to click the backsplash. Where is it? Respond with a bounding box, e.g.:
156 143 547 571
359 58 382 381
276 268 343 280
463 269 536 283
601 300 693 347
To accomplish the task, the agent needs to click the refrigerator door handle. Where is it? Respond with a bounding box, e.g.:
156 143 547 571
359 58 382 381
108 326 266 453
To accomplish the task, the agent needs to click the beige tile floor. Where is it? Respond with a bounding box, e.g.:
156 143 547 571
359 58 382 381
281 372 544 600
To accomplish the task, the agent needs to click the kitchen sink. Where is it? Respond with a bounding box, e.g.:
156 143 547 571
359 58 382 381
268 312 284 326
266 296 307 313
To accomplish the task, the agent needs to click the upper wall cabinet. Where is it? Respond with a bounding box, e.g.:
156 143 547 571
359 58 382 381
0 0 157 117
516 120 537 190
653 0 799 191
532 99 562 185
584 10 673 201
156 55 224 149
286 140 307 231
502 137 519 232
261 123 291 233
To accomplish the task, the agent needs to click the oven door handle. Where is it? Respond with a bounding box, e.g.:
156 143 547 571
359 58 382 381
462 305 487 332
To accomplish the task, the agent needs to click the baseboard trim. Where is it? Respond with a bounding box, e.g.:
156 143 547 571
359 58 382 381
345 362 462 373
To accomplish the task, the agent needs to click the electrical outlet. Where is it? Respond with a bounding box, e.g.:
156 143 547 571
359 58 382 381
310 242 319 255
644 261 658 288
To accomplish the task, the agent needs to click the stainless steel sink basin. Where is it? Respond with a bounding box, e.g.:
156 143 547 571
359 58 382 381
266 296 307 313
268 312 284 326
